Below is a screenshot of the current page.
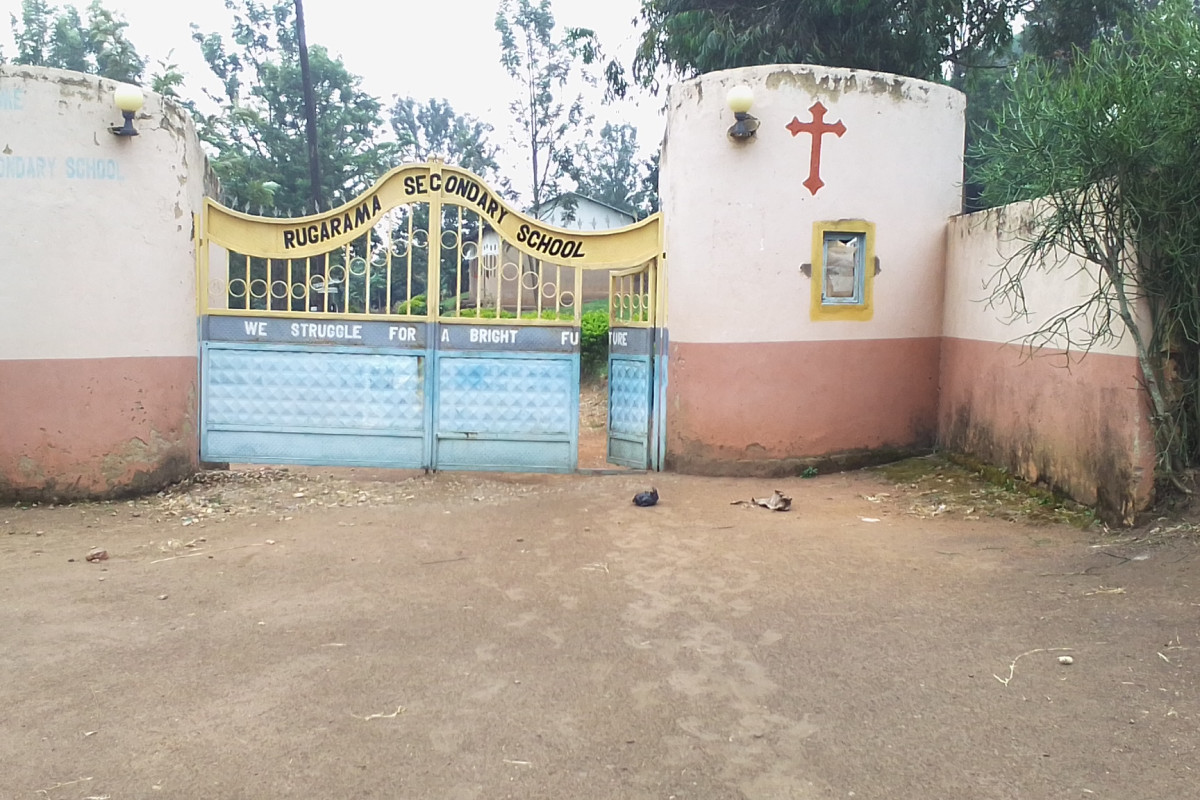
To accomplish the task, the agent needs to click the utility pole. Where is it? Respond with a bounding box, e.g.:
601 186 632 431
294 0 321 212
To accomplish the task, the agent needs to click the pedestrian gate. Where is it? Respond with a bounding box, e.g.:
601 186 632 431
197 163 663 472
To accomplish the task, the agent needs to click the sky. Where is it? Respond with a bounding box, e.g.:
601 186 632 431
0 0 667 194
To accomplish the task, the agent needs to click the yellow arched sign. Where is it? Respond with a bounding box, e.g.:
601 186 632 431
202 162 661 267
198 161 662 326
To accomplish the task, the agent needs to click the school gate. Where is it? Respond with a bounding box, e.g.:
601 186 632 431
196 163 664 473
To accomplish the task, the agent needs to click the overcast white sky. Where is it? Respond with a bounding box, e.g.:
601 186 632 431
0 0 667 191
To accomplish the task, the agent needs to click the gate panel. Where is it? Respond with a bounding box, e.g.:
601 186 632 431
434 353 577 471
201 344 426 467
608 264 657 469
608 355 652 465
433 325 579 472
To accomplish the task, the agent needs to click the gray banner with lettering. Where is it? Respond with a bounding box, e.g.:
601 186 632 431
608 326 653 356
203 317 586 353
204 316 427 349
438 325 580 353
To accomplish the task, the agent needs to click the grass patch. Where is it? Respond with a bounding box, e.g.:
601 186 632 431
873 454 1097 528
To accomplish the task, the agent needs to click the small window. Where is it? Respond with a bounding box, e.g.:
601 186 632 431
809 220 875 322
821 232 865 305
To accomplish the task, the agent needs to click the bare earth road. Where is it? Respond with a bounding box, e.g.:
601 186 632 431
1 464 1196 799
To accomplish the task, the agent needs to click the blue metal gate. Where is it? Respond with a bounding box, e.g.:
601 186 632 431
200 319 581 471
432 325 579 471
197 163 662 474
607 264 657 470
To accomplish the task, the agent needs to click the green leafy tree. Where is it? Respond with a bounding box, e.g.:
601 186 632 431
389 96 509 194
495 0 600 209
8 0 144 82
956 1 1146 209
148 51 188 102
1021 0 1143 65
192 0 396 213
385 96 512 306
614 0 1023 91
566 122 658 218
973 0 1200 488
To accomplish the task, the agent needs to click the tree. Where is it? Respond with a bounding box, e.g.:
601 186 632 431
192 0 396 213
292 0 321 213
566 122 657 218
385 96 511 307
973 0 1200 487
495 0 600 209
613 0 1024 92
147 51 189 102
8 0 145 82
389 97 508 194
1021 0 1143 65
955 1 1147 209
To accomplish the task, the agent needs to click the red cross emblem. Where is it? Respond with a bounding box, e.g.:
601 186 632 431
786 102 846 196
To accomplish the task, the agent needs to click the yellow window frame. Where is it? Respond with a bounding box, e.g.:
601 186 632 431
810 219 875 322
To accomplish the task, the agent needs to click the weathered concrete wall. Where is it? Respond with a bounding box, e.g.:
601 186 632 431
660 64 964 475
0 65 211 500
940 201 1155 519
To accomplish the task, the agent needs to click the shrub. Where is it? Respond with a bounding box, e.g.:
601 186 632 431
581 309 608 379
393 294 427 315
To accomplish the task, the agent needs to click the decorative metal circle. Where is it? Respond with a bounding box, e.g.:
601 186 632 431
461 241 479 261
227 278 248 299
521 271 540 291
411 229 429 248
540 281 558 299
290 282 307 299
349 257 368 276
441 229 460 249
559 290 575 308
500 261 520 281
309 276 326 292
327 265 346 283
249 279 268 299
270 280 289 300
630 293 643 311
641 293 652 314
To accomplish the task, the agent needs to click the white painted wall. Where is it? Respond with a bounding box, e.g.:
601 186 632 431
0 65 211 361
538 195 636 231
661 65 964 343
944 199 1140 357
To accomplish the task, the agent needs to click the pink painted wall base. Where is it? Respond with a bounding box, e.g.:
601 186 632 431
666 338 940 475
938 337 1154 521
0 357 198 500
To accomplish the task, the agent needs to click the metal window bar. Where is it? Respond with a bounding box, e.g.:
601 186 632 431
494 247 503 317
406 209 414 315
365 229 374 314
454 206 464 317
610 262 655 327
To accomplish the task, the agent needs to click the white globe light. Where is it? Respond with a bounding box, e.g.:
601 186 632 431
113 84 144 114
726 85 754 114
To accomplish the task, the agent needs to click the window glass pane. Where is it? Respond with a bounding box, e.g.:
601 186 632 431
822 233 864 305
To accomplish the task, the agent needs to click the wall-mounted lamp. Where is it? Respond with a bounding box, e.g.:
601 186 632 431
109 84 144 136
726 85 759 142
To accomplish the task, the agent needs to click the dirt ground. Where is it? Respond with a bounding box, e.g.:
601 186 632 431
577 378 611 470
2 454 1197 800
